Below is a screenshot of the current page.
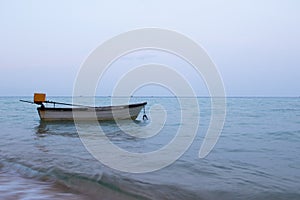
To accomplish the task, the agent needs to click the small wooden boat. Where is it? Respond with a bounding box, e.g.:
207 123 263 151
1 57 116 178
37 102 147 121
21 93 147 121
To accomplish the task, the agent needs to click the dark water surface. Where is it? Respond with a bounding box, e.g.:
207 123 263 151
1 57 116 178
0 97 299 199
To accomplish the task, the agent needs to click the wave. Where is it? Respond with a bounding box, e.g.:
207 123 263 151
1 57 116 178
0 158 202 200
1 156 300 199
0 159 149 200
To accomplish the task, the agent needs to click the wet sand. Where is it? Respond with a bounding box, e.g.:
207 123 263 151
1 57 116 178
0 170 88 200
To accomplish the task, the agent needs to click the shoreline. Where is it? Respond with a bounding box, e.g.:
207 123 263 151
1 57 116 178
0 168 89 200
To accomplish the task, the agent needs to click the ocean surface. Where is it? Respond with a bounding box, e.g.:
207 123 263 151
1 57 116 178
0 97 299 200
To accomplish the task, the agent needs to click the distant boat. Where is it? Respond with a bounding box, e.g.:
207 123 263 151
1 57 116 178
21 93 147 121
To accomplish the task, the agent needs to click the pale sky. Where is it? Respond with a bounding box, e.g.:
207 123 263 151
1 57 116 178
0 0 299 96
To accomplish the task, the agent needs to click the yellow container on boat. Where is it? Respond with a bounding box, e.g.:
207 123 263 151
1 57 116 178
34 93 46 104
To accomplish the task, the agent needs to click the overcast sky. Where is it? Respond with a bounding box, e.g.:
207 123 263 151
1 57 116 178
0 0 299 96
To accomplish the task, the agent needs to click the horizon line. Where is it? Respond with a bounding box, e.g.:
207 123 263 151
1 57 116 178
1 95 300 98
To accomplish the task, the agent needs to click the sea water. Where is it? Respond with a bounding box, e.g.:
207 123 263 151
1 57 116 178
0 97 299 199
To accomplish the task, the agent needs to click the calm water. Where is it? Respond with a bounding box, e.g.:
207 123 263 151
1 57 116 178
0 97 299 200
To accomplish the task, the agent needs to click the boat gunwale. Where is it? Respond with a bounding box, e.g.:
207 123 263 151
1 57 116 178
37 102 147 111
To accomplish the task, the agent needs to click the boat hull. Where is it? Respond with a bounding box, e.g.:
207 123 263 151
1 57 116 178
37 102 147 121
